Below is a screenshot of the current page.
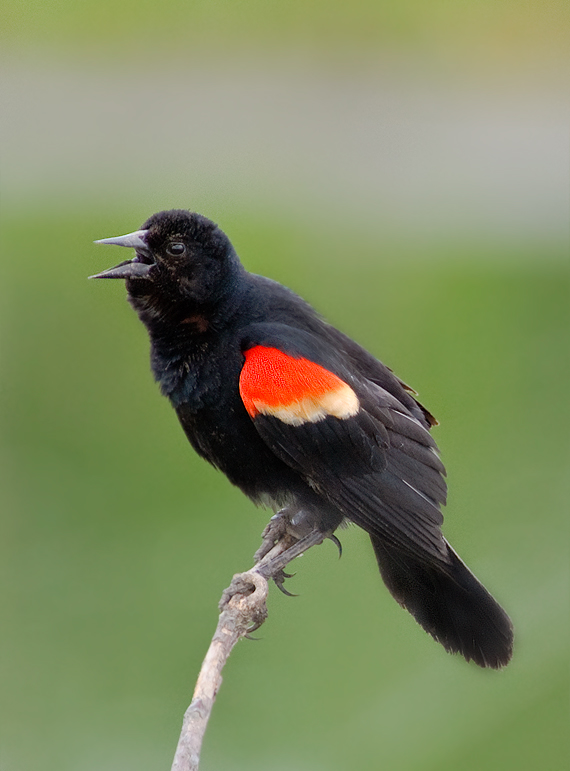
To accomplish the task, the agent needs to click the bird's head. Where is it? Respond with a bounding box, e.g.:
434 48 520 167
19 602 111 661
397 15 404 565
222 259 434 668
91 210 242 318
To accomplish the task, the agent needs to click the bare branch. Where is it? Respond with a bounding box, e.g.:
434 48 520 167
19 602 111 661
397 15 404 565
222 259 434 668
170 570 268 771
170 529 326 771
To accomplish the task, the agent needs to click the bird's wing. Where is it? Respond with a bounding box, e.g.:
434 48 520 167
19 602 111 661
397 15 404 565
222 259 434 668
238 324 449 563
322 324 438 428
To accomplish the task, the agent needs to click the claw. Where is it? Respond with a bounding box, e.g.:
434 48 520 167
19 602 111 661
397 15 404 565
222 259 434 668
273 569 299 597
274 580 298 597
327 533 343 559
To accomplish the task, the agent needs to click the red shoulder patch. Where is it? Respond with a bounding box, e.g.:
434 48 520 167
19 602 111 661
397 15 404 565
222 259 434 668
239 346 359 425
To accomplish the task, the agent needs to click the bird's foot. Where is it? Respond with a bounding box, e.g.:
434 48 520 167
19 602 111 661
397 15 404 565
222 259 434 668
254 510 300 594
257 529 327 582
327 532 343 559
254 510 340 594
269 530 343 595
254 508 295 563
272 568 298 596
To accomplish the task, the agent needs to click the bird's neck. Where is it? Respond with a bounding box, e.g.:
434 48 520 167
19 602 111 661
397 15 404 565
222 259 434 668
135 271 249 407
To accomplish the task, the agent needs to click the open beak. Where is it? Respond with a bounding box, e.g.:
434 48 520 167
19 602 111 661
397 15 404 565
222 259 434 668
89 229 154 279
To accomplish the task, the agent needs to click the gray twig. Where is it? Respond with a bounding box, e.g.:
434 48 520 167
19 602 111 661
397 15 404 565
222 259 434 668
170 530 324 771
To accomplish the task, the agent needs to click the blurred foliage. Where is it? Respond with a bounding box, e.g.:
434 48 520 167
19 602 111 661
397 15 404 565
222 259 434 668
3 0 568 70
1 210 568 770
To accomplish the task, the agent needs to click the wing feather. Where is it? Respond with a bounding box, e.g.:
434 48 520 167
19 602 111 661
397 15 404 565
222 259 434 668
239 328 449 564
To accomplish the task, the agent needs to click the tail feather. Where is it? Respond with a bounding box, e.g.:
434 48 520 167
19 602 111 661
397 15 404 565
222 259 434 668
370 535 513 668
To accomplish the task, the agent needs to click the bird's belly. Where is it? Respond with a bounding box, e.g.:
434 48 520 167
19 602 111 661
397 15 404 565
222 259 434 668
175 400 302 505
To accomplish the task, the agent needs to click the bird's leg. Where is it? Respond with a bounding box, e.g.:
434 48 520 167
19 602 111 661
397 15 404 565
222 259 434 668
220 525 330 632
254 507 333 594
256 528 327 582
253 508 302 594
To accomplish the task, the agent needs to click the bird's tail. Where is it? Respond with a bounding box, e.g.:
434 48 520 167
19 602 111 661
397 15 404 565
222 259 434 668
370 535 513 668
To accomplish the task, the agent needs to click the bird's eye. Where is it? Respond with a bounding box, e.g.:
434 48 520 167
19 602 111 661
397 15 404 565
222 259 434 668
166 242 186 256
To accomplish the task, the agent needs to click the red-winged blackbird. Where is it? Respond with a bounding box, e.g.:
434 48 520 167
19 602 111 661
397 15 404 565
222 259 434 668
92 209 513 668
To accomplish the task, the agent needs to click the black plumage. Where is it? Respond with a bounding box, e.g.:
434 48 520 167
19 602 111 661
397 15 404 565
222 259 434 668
92 209 513 668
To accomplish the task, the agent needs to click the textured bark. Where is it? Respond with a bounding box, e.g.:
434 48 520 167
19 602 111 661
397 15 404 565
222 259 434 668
170 530 324 770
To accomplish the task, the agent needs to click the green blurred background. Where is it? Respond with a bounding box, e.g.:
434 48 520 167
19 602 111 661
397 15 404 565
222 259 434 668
1 2 568 770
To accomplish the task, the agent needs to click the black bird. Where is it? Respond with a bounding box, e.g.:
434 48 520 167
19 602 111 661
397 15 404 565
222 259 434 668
91 209 513 668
